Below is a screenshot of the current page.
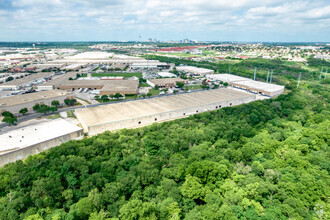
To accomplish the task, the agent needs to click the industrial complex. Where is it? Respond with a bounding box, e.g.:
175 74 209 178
75 89 256 135
0 49 287 166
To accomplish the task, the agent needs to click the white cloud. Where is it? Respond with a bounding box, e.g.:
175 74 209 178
0 0 329 41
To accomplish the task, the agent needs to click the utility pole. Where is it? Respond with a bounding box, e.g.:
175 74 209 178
266 69 269 83
253 67 257 80
324 67 328 80
270 70 273 83
319 66 323 80
297 72 302 89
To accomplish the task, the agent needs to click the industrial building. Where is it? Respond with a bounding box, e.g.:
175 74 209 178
26 63 65 70
37 72 78 91
206 74 284 97
231 80 285 97
206 74 253 84
0 72 54 91
75 89 256 135
147 78 188 88
56 79 139 95
176 66 214 76
0 90 73 114
0 119 83 167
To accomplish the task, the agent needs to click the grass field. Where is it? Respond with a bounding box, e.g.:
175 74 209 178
148 88 160 96
184 85 202 90
91 72 142 78
139 83 151 87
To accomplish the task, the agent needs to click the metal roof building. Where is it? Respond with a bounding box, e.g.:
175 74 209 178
75 89 256 135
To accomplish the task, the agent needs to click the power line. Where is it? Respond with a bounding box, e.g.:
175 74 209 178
297 72 302 89
319 66 323 79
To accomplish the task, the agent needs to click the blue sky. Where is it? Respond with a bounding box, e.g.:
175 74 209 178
0 0 329 42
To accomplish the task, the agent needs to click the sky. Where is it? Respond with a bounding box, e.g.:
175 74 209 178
0 0 329 42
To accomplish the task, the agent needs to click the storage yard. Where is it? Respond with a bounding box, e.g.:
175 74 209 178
75 89 256 135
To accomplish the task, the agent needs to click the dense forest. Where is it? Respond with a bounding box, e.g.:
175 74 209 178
0 78 328 219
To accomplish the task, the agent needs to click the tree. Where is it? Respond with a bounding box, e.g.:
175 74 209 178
176 82 184 88
33 104 40 112
19 108 28 115
33 104 57 115
1 111 14 118
223 82 229 87
113 93 123 99
100 95 109 102
2 116 17 125
51 100 60 107
94 95 100 100
64 98 77 106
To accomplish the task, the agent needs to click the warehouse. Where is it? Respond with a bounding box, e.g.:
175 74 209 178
62 63 87 71
37 72 78 90
206 74 253 84
130 62 170 70
231 80 285 97
0 90 73 114
147 78 188 88
176 66 214 76
56 79 139 95
0 72 54 91
0 119 83 167
26 63 65 70
75 89 256 135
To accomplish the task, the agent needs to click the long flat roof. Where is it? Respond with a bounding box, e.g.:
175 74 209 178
176 66 214 74
57 79 139 92
207 74 253 82
0 72 54 86
0 90 71 107
0 119 82 154
232 80 285 92
148 78 186 84
40 72 78 86
75 89 255 127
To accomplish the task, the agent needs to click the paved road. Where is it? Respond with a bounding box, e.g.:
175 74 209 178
0 88 207 129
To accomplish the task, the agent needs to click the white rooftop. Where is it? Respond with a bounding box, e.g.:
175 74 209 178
233 80 285 92
0 119 82 154
176 66 214 74
158 72 177 78
206 74 253 83
65 52 114 59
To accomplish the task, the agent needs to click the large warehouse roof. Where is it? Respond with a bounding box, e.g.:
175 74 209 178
206 74 253 83
232 80 285 92
56 79 139 93
75 89 254 128
0 72 53 86
176 66 214 75
0 90 71 107
0 119 82 154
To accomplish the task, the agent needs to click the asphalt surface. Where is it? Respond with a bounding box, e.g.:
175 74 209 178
0 88 206 129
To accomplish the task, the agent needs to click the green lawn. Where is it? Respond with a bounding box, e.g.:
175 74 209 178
91 72 142 78
139 83 151 87
184 85 202 90
148 88 160 96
